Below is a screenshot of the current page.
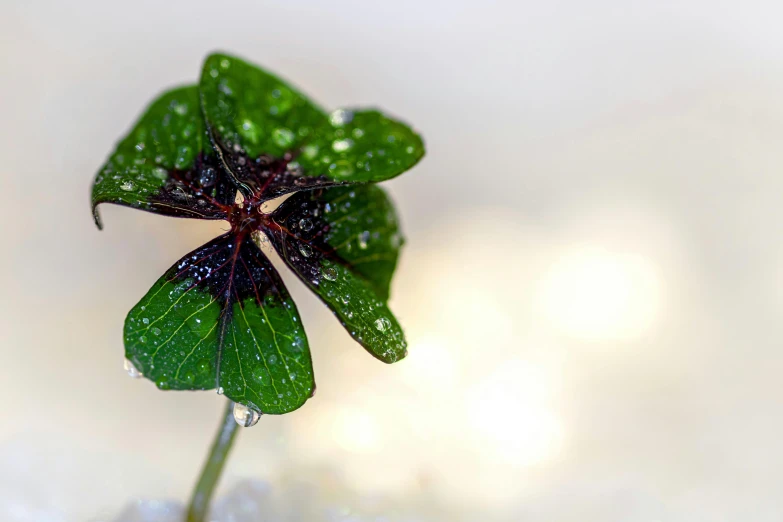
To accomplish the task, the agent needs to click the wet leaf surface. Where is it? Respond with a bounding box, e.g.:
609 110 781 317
267 186 406 362
124 232 314 414
91 86 235 229
200 54 424 199
93 53 424 414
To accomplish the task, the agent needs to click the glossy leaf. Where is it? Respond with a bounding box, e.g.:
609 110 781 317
96 53 426 411
267 186 407 363
198 53 424 198
124 232 315 414
200 53 326 159
295 109 425 184
91 86 235 229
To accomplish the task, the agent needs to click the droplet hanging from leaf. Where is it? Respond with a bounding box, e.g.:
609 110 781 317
232 402 261 427
124 358 143 378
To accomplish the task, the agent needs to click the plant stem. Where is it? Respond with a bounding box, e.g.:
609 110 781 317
185 400 239 522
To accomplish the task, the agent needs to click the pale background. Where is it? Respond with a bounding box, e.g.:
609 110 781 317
2 1 783 520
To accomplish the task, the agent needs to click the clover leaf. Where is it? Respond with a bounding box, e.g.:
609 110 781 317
92 53 424 416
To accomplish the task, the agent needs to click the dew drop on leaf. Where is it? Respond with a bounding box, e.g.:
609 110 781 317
299 218 313 232
299 243 313 258
329 109 354 126
199 167 216 187
233 403 261 427
358 230 370 250
329 159 354 177
322 267 338 281
120 180 135 191
123 358 143 378
272 127 295 148
173 103 188 116
332 139 354 152
374 317 391 332
197 359 210 373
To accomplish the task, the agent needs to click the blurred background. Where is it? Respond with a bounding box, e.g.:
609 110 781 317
2 0 783 520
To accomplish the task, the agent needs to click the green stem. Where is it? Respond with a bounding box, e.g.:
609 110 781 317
185 400 239 522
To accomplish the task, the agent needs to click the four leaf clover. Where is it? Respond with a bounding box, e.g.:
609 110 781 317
91 53 425 415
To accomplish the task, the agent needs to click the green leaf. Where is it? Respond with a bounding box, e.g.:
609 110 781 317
124 233 315 414
96 52 425 410
267 186 407 363
198 53 424 196
295 109 425 184
199 53 326 159
91 85 234 229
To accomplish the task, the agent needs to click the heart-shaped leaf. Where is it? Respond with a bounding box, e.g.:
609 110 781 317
199 53 424 200
267 185 407 363
124 232 315 414
91 86 235 229
295 109 425 184
94 53 425 414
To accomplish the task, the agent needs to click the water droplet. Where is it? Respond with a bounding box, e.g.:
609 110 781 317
217 386 225 395
142 317 150 325
299 243 313 257
358 230 370 249
173 103 188 116
218 80 233 96
152 327 162 336
302 144 320 159
272 127 295 148
120 180 135 191
374 317 391 332
299 218 313 232
329 159 354 177
199 168 216 187
124 358 143 378
152 167 168 180
233 403 261 427
156 376 170 389
322 267 338 281
268 354 278 364
175 145 192 169
332 139 354 152
340 294 351 304
254 368 269 384
135 142 145 152
329 109 354 126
